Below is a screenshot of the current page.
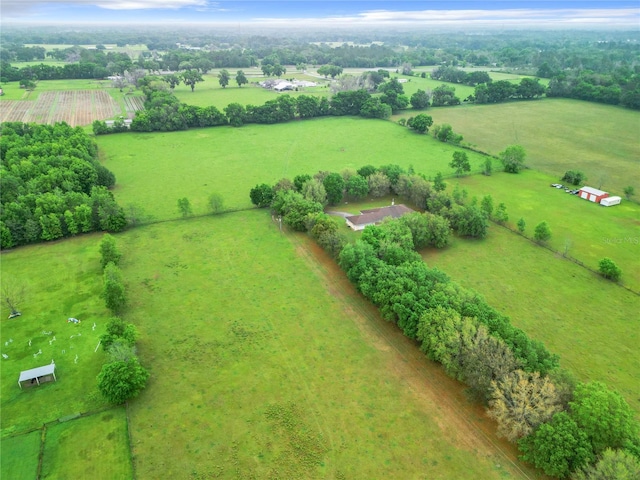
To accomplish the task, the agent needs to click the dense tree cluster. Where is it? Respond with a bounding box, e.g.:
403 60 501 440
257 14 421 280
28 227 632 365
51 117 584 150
547 68 640 109
473 78 546 103
431 66 492 86
0 122 124 249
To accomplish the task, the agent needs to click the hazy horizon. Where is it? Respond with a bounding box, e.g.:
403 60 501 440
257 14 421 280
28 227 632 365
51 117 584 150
2 1 639 29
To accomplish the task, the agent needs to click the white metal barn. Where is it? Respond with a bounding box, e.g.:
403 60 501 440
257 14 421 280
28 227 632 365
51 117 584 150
600 196 621 207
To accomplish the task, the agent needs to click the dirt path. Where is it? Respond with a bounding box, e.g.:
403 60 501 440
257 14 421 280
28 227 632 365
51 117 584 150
287 231 545 480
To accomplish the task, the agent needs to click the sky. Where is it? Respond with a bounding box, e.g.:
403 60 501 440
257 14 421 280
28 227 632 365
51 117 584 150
1 0 639 28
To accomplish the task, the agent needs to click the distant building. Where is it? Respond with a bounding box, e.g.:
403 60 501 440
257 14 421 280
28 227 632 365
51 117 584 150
578 186 609 203
345 204 414 231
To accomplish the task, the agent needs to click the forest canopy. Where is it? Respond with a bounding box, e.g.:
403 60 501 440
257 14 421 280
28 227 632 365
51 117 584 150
0 122 125 249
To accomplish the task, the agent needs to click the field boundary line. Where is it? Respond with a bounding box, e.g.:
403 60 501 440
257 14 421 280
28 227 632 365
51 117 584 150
125 401 137 480
490 219 640 296
36 423 46 480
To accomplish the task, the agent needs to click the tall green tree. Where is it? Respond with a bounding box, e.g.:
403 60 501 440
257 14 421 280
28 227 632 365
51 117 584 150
322 172 345 206
99 233 121 269
103 262 126 314
433 172 447 192
235 70 248 87
345 175 369 200
208 192 224 214
534 221 551 243
410 89 431 109
224 102 246 127
406 114 433 134
101 317 138 351
574 448 640 480
181 69 203 92
500 145 526 173
450 151 471 177
218 69 230 88
177 197 192 217
570 382 639 454
518 412 594 478
97 357 149 404
249 184 274 208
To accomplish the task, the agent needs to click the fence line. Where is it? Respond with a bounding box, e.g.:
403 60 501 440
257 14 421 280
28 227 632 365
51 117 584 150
490 219 639 296
35 423 47 480
125 401 137 480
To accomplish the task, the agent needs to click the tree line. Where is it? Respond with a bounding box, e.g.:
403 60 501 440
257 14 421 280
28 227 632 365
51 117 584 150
249 164 640 478
97 234 149 405
0 122 125 249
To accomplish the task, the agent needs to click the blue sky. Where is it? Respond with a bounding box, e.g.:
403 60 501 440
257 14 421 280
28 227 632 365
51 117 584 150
2 1 639 27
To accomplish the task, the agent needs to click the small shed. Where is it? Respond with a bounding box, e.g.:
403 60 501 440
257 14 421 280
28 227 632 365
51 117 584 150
578 186 609 203
600 196 621 207
18 363 57 389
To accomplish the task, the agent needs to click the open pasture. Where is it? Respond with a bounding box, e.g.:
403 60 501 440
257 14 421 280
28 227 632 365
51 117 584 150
0 232 111 437
121 211 536 479
446 170 640 291
40 407 132 479
172 71 330 109
0 429 41 479
97 117 487 221
422 221 640 414
417 98 640 195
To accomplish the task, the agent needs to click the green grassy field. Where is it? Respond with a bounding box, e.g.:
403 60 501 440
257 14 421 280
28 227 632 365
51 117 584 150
40 408 132 479
0 430 41 479
445 170 640 291
121 211 534 479
412 98 640 195
0 233 111 436
172 71 331 109
96 117 487 221
422 222 640 414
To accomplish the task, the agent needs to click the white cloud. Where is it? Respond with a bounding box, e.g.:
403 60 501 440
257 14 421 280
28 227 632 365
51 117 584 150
94 0 208 10
251 8 640 28
1 0 209 15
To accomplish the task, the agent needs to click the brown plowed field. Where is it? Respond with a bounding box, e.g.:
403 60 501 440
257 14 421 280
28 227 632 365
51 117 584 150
0 90 121 126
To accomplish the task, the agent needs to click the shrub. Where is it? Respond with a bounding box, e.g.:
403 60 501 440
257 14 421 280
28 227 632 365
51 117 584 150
598 257 622 281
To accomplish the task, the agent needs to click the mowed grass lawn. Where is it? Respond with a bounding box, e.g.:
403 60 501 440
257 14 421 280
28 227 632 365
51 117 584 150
420 98 640 195
122 211 530 479
41 408 132 480
1 429 41 479
0 233 111 437
97 117 488 220
447 170 640 291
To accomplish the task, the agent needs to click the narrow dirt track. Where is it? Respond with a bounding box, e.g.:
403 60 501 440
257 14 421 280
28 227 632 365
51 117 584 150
286 230 546 480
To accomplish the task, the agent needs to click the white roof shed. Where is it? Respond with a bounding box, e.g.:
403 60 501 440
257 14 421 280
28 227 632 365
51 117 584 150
18 363 57 388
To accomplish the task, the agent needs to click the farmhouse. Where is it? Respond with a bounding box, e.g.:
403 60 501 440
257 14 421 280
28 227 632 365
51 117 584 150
18 363 57 389
578 186 609 203
345 204 414 231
